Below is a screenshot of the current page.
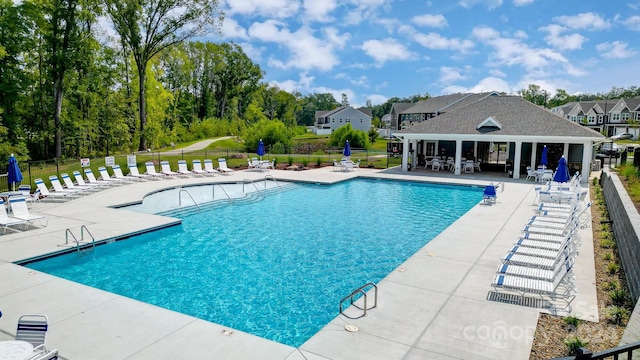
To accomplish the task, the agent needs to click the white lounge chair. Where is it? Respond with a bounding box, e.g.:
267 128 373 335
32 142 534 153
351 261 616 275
98 166 127 184
203 159 220 174
145 161 166 177
491 260 576 312
160 160 179 176
48 175 85 196
177 160 194 175
128 164 154 180
247 158 258 171
260 159 275 171
9 196 48 227
84 168 117 186
16 314 50 356
217 158 235 174
72 170 109 190
34 178 73 201
496 258 572 282
191 160 208 175
513 236 575 253
112 165 141 182
61 172 100 192
0 198 28 233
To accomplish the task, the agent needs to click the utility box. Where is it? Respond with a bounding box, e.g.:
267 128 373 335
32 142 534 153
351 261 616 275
634 147 640 167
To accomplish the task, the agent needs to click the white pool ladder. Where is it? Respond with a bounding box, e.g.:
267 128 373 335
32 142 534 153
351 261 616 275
264 175 281 189
339 282 378 319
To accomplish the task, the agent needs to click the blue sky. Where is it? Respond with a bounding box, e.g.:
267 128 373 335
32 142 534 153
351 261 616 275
211 0 640 107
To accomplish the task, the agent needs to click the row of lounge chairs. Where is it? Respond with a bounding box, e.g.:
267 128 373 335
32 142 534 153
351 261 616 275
332 159 360 172
490 180 591 313
28 159 237 202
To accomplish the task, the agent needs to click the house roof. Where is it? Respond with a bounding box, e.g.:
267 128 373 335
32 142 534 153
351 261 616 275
395 96 605 139
390 103 414 114
624 98 640 112
400 92 498 115
315 106 372 119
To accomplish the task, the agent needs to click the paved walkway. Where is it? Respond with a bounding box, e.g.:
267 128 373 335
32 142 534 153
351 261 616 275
0 167 596 359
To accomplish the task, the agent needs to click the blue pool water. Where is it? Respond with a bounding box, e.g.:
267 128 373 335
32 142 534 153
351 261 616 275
26 179 482 347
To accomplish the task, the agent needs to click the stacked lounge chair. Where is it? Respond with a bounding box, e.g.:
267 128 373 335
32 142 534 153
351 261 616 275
490 182 591 313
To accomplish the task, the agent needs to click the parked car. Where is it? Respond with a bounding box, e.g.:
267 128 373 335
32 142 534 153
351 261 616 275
598 142 624 158
610 132 633 140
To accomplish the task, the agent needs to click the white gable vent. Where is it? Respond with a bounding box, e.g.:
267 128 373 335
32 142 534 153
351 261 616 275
476 116 502 131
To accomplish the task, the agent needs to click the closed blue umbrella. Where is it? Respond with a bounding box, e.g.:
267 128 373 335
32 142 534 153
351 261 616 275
257 139 266 161
8 154 23 191
553 156 570 183
343 140 351 159
540 145 548 169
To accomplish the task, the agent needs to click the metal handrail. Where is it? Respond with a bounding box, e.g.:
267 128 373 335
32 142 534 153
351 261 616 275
264 175 281 189
178 188 200 210
80 225 96 252
213 184 231 202
339 282 378 319
242 179 261 194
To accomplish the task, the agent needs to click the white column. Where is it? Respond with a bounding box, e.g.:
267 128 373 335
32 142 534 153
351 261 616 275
581 142 591 183
531 142 537 168
454 139 462 175
401 137 409 171
513 141 522 179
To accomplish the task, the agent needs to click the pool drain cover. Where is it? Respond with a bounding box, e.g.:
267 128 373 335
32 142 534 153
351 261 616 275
345 324 358 332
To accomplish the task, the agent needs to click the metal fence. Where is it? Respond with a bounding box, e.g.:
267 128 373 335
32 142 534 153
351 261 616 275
2 147 393 193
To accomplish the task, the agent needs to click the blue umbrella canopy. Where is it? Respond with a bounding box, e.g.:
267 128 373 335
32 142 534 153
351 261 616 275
257 139 266 160
540 145 548 168
8 154 23 191
343 140 351 158
553 156 570 183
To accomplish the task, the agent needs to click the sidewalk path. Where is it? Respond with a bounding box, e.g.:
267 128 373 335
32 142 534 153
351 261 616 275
157 137 232 155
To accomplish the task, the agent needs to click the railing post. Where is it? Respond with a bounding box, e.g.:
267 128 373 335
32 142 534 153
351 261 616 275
575 348 593 359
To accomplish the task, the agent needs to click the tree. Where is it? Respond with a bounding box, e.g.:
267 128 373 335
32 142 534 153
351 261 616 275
105 0 223 151
519 84 549 107
341 93 349 107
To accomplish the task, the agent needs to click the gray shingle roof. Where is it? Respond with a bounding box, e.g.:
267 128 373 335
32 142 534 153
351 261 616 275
400 92 498 115
396 96 605 139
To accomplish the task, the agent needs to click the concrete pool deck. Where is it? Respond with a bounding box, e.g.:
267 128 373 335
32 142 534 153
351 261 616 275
0 167 596 359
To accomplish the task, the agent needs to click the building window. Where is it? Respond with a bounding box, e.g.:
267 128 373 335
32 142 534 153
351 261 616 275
622 113 630 121
588 115 595 124
611 113 620 122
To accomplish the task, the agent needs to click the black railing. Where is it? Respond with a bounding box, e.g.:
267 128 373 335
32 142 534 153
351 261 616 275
553 341 640 360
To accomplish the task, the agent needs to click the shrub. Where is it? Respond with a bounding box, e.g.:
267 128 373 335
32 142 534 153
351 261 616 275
302 158 309 167
607 262 619 275
604 279 620 291
600 239 616 249
563 316 580 327
287 156 293 166
592 177 598 186
564 336 588 355
316 157 322 166
602 252 613 261
609 288 627 306
606 305 630 325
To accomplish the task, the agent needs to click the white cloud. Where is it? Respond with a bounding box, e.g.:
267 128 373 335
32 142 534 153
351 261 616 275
621 15 640 31
596 41 636 59
553 12 611 31
314 86 357 105
539 24 586 50
442 76 512 94
459 0 503 9
248 20 348 71
439 66 467 83
367 94 388 105
413 32 474 53
472 25 581 78
342 0 389 25
269 72 315 93
239 42 263 61
221 17 248 39
513 0 535 5
303 0 338 21
360 38 416 66
489 69 506 77
223 0 301 18
412 14 448 28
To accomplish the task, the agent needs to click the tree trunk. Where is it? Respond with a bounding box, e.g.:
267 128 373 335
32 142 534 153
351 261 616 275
54 78 64 158
138 65 147 151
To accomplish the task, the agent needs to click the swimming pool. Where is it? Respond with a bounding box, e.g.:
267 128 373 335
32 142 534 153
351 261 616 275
26 179 483 347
